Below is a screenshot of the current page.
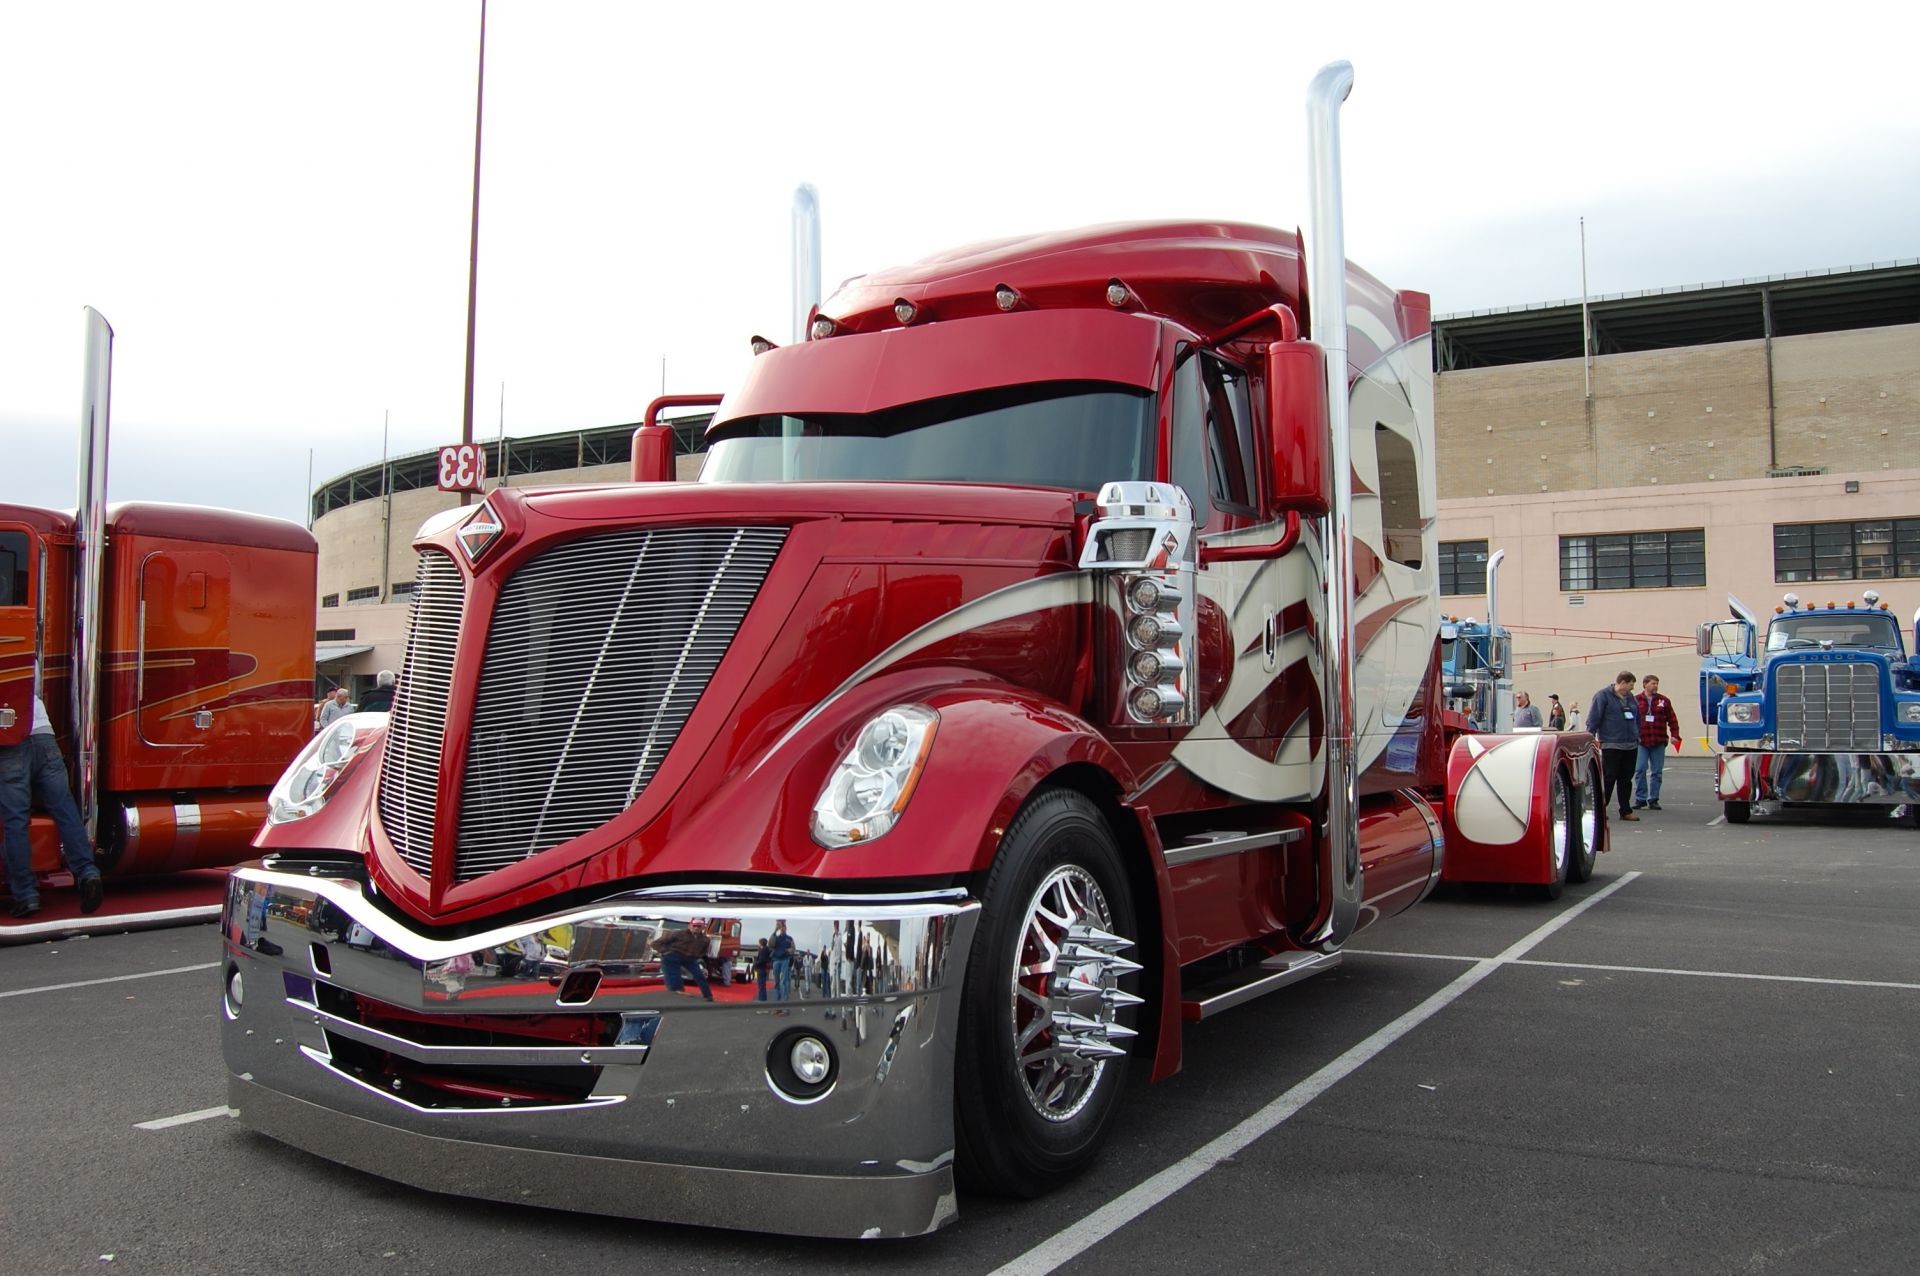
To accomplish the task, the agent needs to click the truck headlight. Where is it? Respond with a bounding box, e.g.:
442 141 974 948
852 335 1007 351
268 712 386 824
1726 702 1761 725
811 705 938 847
1899 702 1920 725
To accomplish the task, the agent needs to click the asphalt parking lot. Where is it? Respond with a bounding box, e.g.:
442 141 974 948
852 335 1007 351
5 758 1916 1274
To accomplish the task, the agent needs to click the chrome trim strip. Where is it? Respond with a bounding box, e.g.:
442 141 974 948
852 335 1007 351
1163 828 1302 867
292 1045 626 1115
1185 950 1343 1020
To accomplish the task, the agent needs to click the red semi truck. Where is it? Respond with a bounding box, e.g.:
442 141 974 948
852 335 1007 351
220 64 1603 1237
1 311 317 934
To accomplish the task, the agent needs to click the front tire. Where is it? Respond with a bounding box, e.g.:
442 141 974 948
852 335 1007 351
954 787 1139 1197
1724 800 1751 824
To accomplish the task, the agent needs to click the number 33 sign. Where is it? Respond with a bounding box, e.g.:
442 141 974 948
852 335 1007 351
437 443 489 493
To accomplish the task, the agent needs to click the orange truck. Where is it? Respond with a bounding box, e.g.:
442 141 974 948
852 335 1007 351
0 310 316 923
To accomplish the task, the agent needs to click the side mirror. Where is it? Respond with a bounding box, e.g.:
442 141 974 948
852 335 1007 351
1695 623 1714 658
1264 340 1330 518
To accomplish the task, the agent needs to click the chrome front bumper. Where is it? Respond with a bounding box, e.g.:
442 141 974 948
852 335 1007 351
219 861 979 1239
1717 751 1920 806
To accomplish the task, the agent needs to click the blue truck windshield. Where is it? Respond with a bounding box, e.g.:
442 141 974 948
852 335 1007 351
1765 613 1903 654
700 383 1154 491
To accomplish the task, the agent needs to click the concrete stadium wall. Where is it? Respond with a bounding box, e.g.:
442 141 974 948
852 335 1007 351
1437 321 1920 501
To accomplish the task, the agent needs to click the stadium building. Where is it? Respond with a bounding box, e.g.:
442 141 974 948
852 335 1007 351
308 260 1919 733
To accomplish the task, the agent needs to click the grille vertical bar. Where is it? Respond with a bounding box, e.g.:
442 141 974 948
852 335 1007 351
377 551 467 877
453 526 785 882
1776 662 1880 751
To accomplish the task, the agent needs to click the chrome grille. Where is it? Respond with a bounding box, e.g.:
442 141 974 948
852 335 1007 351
377 551 467 877
1775 662 1880 751
454 526 786 882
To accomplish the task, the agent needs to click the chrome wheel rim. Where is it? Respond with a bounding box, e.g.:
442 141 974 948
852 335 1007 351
1010 864 1119 1123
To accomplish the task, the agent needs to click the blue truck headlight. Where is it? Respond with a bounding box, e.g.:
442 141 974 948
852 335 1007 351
1726 702 1761 725
1898 702 1920 725
811 705 938 847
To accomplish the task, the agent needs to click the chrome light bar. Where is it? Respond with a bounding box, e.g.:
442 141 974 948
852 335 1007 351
1079 481 1198 728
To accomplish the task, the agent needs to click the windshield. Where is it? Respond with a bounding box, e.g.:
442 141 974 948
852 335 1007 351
700 383 1155 490
1765 613 1903 654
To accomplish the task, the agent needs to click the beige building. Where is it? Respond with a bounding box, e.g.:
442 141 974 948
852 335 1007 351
309 262 1920 728
1432 261 1918 737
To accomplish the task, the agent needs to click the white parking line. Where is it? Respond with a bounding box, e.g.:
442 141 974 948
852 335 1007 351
1707 814 1727 827
991 872 1642 1276
0 961 219 1000
1353 951 1920 992
135 1105 233 1131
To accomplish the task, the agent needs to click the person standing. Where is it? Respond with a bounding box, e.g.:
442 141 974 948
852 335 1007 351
771 919 795 1001
1513 692 1542 728
752 937 772 1002
316 686 351 732
1633 675 1683 810
357 670 397 713
1586 671 1642 822
2 693 105 917
1546 694 1567 731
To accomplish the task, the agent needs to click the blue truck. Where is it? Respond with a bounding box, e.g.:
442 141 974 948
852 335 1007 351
1699 590 1920 825
1440 548 1515 733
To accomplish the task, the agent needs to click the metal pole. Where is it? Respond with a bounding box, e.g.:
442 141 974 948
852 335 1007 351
305 448 314 529
74 308 113 843
792 183 821 343
380 410 392 601
458 0 488 507
1580 217 1593 400
1305 61 1363 951
496 381 507 487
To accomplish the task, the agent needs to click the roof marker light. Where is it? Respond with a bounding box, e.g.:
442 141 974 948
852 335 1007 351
809 316 835 341
893 298 918 325
749 335 777 356
994 284 1021 312
1106 279 1132 308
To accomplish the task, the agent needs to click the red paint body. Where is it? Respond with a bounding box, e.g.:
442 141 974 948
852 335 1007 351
262 222 1570 1080
0 501 314 887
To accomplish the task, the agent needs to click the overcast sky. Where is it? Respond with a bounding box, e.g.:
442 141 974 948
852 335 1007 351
3 1 1914 526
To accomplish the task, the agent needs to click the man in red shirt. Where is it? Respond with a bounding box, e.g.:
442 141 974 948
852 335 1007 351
1634 674 1683 811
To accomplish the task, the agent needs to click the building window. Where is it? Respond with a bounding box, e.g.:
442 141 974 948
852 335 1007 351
345 586 381 604
1775 519 1920 583
1438 539 1488 596
391 581 415 597
320 593 340 608
1559 530 1705 591
315 628 356 642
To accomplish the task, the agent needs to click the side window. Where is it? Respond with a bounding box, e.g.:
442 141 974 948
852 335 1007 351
1374 424 1423 569
0 530 30 608
1169 349 1257 523
1200 356 1256 515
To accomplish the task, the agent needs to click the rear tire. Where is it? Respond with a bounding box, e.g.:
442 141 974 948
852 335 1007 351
1724 801 1751 825
1568 759 1600 884
954 788 1138 1198
1529 766 1572 901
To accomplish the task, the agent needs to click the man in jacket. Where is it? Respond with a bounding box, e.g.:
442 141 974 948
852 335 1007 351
652 920 715 1001
2 693 106 917
1513 692 1543 728
357 670 397 714
1586 671 1642 822
1633 674 1683 810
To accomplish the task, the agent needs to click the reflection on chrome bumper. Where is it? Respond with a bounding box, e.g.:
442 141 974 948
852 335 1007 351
219 862 978 1239
1717 751 1920 806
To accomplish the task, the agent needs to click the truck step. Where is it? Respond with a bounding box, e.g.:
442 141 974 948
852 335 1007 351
1180 950 1342 1022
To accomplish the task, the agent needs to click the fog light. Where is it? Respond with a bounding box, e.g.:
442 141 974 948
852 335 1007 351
228 968 244 1009
791 1035 831 1084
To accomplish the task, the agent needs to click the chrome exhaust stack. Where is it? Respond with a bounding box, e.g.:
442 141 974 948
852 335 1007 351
73 307 113 841
1305 62 1363 949
791 183 821 344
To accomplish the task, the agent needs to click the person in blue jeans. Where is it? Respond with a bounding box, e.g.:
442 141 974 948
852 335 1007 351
1633 674 1683 811
2 695 105 918
771 919 795 1001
